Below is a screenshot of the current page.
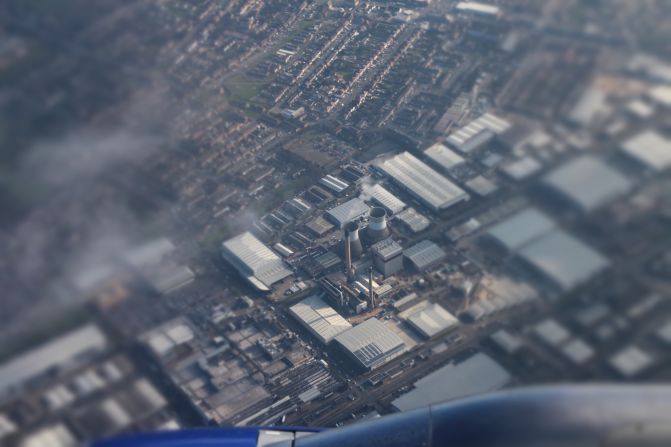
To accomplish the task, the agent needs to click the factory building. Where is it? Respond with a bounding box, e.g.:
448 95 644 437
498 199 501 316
362 183 407 215
620 130 671 172
326 197 371 228
289 295 352 345
423 143 466 173
221 232 293 292
371 238 404 276
404 240 447 271
541 156 633 212
455 1 502 18
334 318 406 370
376 152 469 212
399 301 459 339
395 207 431 233
319 175 349 195
445 113 511 154
485 208 609 291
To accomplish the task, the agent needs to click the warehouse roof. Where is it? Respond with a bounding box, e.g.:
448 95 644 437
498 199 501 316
222 232 292 291
487 208 556 252
401 302 459 338
376 152 469 212
542 156 633 211
320 175 349 194
335 318 406 370
519 229 609 291
392 353 511 412
424 143 465 171
620 130 671 171
395 207 430 233
446 113 511 154
326 197 370 227
362 183 407 215
289 295 352 344
404 240 447 271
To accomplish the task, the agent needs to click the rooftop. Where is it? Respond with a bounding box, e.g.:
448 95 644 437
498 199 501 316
620 130 671 171
376 152 469 212
289 295 352 345
404 240 447 271
335 318 406 370
371 238 403 261
487 208 556 253
401 302 459 338
362 183 407 215
326 197 371 227
542 156 633 211
222 232 293 291
446 113 510 154
424 143 465 171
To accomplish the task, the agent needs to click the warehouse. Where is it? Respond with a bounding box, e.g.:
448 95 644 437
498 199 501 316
289 295 352 345
376 152 469 212
423 143 465 173
326 197 370 228
400 301 459 339
620 130 671 171
445 113 510 154
486 208 556 253
518 229 610 291
334 318 406 370
221 232 293 291
362 183 407 215
404 240 447 271
542 156 633 211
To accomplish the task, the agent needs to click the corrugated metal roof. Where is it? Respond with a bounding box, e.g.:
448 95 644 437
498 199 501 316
363 183 407 215
335 318 406 369
290 295 352 344
404 240 446 270
542 156 632 211
446 113 510 153
402 302 458 338
222 232 292 290
326 198 370 227
377 152 469 212
396 207 431 233
424 143 465 171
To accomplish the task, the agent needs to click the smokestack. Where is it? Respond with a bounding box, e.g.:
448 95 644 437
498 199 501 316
367 207 390 243
368 266 374 309
344 221 363 259
344 232 353 283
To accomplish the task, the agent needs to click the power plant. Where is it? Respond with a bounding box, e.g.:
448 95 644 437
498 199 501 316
367 206 390 243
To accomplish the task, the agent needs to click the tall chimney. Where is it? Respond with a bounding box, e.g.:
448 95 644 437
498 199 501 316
368 266 375 309
344 232 354 283
367 207 390 243
344 221 363 259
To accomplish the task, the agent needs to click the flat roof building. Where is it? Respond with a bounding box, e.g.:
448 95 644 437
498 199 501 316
542 156 633 211
400 302 459 339
289 295 352 345
320 175 349 194
486 208 556 253
326 198 371 228
404 240 447 271
518 229 609 291
446 113 510 154
334 318 406 370
376 152 469 212
362 183 407 215
371 238 404 277
620 130 671 171
455 2 501 17
395 207 431 233
222 232 293 291
424 143 465 172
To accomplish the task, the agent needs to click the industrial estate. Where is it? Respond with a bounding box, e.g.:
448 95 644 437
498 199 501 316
2 1 671 446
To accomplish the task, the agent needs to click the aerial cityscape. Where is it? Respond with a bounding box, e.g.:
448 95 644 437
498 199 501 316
2 0 671 445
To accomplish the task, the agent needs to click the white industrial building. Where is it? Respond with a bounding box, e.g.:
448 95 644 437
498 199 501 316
423 143 465 172
445 113 510 154
221 232 293 291
326 197 371 227
455 2 501 18
376 152 469 212
542 156 633 211
334 318 406 370
289 295 352 345
620 130 671 172
487 208 556 253
320 175 349 194
404 240 447 271
371 238 404 276
400 301 459 339
362 183 407 215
